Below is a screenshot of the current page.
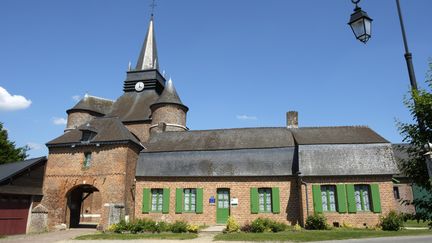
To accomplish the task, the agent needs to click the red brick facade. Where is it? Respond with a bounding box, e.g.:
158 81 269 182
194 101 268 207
41 144 140 229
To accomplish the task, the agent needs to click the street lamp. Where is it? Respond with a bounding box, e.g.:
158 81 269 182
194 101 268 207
348 0 373 44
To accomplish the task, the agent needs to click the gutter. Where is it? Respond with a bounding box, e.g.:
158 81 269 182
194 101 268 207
297 172 309 217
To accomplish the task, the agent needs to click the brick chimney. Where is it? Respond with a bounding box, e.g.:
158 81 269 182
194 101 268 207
286 111 298 128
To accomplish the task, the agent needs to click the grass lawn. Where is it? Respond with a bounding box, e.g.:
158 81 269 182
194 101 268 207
214 229 432 242
404 220 431 227
75 232 197 240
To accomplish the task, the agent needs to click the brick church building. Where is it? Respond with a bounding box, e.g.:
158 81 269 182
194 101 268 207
29 15 399 231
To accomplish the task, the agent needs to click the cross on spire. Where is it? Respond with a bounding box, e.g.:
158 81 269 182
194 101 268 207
150 0 157 16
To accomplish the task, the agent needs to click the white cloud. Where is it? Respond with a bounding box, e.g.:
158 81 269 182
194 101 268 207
0 86 32 111
27 142 43 151
52 117 67 125
236 114 258 120
72 95 81 102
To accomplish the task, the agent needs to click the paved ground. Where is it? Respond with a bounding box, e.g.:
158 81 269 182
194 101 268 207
308 235 432 243
1 228 431 243
0 229 96 243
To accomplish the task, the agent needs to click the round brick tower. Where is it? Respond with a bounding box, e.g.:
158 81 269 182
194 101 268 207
150 78 188 133
65 94 113 132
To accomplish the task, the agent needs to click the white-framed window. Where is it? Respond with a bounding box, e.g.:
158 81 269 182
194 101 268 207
183 188 196 212
354 185 371 211
321 185 337 212
258 188 272 213
151 189 163 212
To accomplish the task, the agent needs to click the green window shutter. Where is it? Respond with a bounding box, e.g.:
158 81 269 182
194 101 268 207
162 188 170 214
336 184 347 213
312 185 323 213
271 187 280 214
370 184 382 213
196 188 203 214
250 188 259 214
142 188 150 213
175 188 183 214
346 184 357 213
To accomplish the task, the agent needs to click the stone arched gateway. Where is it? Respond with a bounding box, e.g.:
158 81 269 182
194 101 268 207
66 184 101 228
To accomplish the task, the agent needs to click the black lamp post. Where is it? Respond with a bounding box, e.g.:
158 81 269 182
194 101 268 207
347 0 432 178
348 0 373 44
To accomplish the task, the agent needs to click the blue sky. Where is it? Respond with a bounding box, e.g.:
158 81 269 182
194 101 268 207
1 0 431 158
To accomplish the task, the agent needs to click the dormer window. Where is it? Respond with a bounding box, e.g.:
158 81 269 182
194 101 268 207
81 130 96 143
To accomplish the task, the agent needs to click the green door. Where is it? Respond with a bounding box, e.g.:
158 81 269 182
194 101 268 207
217 189 230 224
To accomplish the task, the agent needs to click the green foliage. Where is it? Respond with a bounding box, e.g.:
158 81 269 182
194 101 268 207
0 122 28 164
170 221 188 233
240 222 252 233
109 219 192 234
305 214 329 230
397 59 432 225
380 211 403 231
225 216 240 233
249 218 288 233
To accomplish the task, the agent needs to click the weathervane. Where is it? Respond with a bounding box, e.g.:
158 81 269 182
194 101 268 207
150 0 157 16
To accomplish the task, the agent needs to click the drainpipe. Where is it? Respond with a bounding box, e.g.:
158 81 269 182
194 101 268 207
297 172 309 217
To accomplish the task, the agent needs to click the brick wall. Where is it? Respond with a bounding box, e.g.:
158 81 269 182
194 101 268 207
66 112 94 131
135 176 299 225
41 144 139 229
393 182 415 214
125 123 152 142
299 176 396 228
150 105 187 132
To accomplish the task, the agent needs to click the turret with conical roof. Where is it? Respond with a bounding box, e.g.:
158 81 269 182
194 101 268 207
150 78 188 133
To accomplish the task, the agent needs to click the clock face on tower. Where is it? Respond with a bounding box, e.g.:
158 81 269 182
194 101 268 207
135 82 145 92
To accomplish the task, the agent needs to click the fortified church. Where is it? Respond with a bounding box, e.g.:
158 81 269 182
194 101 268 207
3 14 401 233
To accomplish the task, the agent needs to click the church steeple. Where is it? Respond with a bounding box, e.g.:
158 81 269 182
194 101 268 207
123 14 166 94
135 15 159 71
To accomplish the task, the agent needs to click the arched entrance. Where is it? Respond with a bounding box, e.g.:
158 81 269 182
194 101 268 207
66 184 101 228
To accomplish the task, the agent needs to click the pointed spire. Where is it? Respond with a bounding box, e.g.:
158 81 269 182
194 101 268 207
151 78 188 111
135 15 159 71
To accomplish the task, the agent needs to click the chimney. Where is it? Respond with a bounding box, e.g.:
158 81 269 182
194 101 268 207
286 111 298 128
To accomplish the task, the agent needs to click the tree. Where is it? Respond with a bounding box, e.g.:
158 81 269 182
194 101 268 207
0 122 28 164
398 60 432 225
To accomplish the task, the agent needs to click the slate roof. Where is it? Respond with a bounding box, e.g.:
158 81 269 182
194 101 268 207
0 157 47 183
145 127 295 152
290 126 389 145
298 143 398 176
137 147 295 177
108 90 160 123
137 126 399 177
151 79 188 111
67 95 113 115
47 117 142 147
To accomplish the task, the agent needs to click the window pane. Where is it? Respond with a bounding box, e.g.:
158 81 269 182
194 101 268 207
321 190 328 211
355 186 362 211
363 188 370 211
329 187 336 212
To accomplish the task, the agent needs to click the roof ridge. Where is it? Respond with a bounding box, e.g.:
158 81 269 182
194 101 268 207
186 127 287 133
290 125 370 129
85 95 114 102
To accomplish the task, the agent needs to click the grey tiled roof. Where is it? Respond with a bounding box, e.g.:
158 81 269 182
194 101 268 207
151 79 188 111
0 157 47 183
138 126 396 177
298 143 398 176
67 95 113 115
108 90 159 122
137 147 295 177
47 117 142 147
290 126 389 145
145 127 295 152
